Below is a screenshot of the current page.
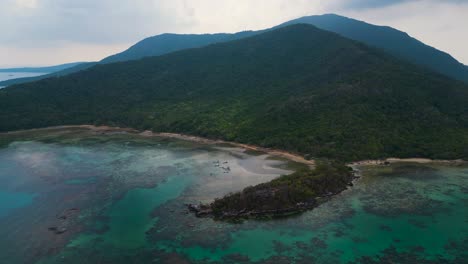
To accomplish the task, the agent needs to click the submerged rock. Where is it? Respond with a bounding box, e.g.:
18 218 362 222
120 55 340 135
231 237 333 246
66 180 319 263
47 226 68 235
187 204 213 217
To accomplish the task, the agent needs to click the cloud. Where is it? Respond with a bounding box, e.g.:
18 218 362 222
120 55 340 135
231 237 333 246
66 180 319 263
2 0 321 47
340 0 410 9
2 0 178 46
15 0 38 9
0 43 128 67
338 0 468 10
0 0 467 67
0 0 326 66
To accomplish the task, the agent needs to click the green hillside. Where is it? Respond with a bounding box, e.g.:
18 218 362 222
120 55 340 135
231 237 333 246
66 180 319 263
281 14 468 83
1 24 467 161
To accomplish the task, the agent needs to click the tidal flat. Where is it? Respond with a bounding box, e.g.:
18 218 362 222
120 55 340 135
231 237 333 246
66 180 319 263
0 128 466 263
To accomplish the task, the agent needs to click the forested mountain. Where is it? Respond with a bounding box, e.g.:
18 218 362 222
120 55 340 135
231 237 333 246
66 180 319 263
102 14 468 82
280 14 468 83
101 31 257 63
2 14 466 87
1 24 467 161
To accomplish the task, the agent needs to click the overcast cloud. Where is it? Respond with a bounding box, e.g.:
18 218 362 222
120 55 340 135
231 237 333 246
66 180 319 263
1 0 467 67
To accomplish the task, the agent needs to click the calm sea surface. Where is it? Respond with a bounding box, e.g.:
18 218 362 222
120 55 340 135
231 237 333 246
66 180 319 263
0 128 466 263
0 72 48 89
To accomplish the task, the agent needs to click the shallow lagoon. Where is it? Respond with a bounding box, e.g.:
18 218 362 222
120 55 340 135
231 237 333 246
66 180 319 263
0 128 466 263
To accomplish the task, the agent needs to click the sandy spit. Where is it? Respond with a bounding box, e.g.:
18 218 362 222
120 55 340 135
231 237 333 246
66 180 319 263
141 131 316 168
1 125 315 168
348 158 466 167
3 125 465 168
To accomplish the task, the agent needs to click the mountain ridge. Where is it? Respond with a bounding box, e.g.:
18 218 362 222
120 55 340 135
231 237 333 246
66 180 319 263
1 14 466 87
101 31 258 64
280 14 468 82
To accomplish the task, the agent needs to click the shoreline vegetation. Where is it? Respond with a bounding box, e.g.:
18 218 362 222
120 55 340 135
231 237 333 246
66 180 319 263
2 125 465 167
2 125 466 220
189 161 356 220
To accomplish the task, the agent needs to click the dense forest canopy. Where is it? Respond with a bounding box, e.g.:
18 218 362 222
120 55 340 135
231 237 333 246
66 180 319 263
209 161 354 219
1 24 467 161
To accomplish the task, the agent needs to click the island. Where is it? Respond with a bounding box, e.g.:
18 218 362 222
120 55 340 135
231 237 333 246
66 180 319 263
188 161 355 220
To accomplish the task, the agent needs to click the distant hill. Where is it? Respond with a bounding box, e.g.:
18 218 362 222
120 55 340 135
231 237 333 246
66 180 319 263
101 31 258 63
1 32 271 84
0 62 86 73
2 14 466 87
1 25 467 161
0 33 257 87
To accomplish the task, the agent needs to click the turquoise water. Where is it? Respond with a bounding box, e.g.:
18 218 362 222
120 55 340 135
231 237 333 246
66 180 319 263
150 166 467 263
0 191 36 218
0 128 466 263
70 174 193 249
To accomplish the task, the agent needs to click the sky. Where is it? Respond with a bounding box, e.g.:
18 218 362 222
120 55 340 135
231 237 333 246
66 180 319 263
1 0 467 67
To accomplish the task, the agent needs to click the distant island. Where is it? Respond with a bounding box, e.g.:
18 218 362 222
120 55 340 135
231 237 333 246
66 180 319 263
188 161 355 220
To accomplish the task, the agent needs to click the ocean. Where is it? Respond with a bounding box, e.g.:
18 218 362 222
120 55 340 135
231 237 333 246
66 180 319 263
0 128 466 263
